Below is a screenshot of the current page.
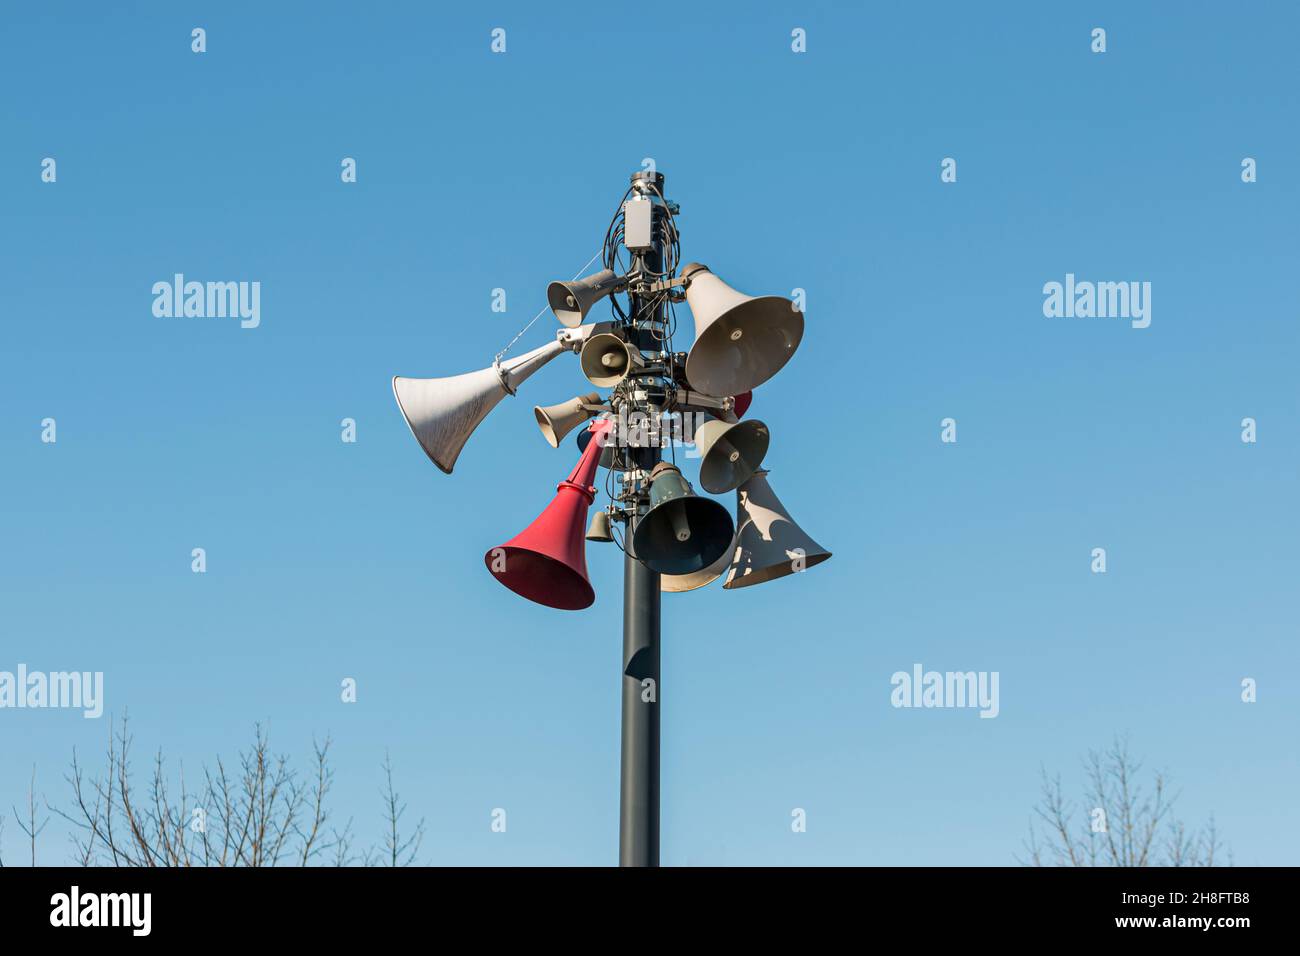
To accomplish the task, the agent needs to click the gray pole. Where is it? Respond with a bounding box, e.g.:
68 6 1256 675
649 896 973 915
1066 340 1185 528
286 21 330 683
619 169 665 867
619 521 660 866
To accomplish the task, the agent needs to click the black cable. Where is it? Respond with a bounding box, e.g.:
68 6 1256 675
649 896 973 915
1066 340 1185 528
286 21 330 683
647 181 681 276
602 186 635 271
669 408 678 469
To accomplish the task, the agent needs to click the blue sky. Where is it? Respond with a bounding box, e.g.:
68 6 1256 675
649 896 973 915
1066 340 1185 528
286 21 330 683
1 1 1296 865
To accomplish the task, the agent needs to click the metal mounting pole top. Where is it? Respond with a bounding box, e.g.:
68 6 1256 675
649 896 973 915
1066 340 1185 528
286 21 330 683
631 169 665 192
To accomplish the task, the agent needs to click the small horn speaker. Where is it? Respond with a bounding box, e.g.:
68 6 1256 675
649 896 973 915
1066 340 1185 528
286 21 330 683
547 269 623 328
681 262 803 397
580 332 644 388
535 392 601 448
723 470 831 589
632 462 734 576
484 420 613 610
695 418 770 494
393 338 565 474
585 510 614 543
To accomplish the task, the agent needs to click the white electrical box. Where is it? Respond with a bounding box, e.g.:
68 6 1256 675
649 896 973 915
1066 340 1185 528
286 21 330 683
623 198 653 251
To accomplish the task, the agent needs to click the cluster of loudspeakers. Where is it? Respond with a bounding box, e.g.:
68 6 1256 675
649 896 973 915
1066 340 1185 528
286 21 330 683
392 262 828 608
547 262 803 396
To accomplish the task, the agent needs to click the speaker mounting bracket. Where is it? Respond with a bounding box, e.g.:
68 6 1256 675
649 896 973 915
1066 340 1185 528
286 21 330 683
669 389 732 416
631 274 689 296
491 356 518 396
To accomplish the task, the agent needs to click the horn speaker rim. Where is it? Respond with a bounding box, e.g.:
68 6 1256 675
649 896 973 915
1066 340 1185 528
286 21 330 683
487 544 595 610
724 544 831 589
392 376 459 475
661 531 737 592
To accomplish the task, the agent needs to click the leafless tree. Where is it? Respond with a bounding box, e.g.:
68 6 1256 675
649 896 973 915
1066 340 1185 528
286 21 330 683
329 818 360 867
11 766 49 866
375 750 425 866
1020 737 1228 866
43 714 420 866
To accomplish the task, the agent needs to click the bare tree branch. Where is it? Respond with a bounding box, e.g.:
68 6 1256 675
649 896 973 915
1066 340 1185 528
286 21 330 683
380 751 426 867
1021 737 1227 867
12 766 50 866
45 718 422 866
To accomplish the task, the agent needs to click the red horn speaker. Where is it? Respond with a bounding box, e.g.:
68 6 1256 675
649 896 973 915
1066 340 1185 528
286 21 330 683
484 419 613 610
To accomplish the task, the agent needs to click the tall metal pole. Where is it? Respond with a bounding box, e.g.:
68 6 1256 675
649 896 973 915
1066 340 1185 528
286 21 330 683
619 520 660 865
619 169 665 866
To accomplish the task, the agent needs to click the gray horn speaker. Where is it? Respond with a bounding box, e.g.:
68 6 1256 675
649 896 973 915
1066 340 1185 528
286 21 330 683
632 462 735 576
694 418 770 494
723 470 831 589
547 269 624 328
586 510 614 543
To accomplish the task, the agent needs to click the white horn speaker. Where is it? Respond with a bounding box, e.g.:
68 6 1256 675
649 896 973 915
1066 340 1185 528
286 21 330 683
393 338 564 474
535 392 602 448
547 269 624 328
680 262 804 397
694 418 770 494
723 470 831 589
580 332 644 388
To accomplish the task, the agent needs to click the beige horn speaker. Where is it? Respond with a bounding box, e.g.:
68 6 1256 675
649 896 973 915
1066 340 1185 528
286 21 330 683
681 262 804 397
580 332 645 388
393 338 565 474
534 392 602 448
723 470 831 589
695 418 770 494
547 269 624 328
585 510 614 543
